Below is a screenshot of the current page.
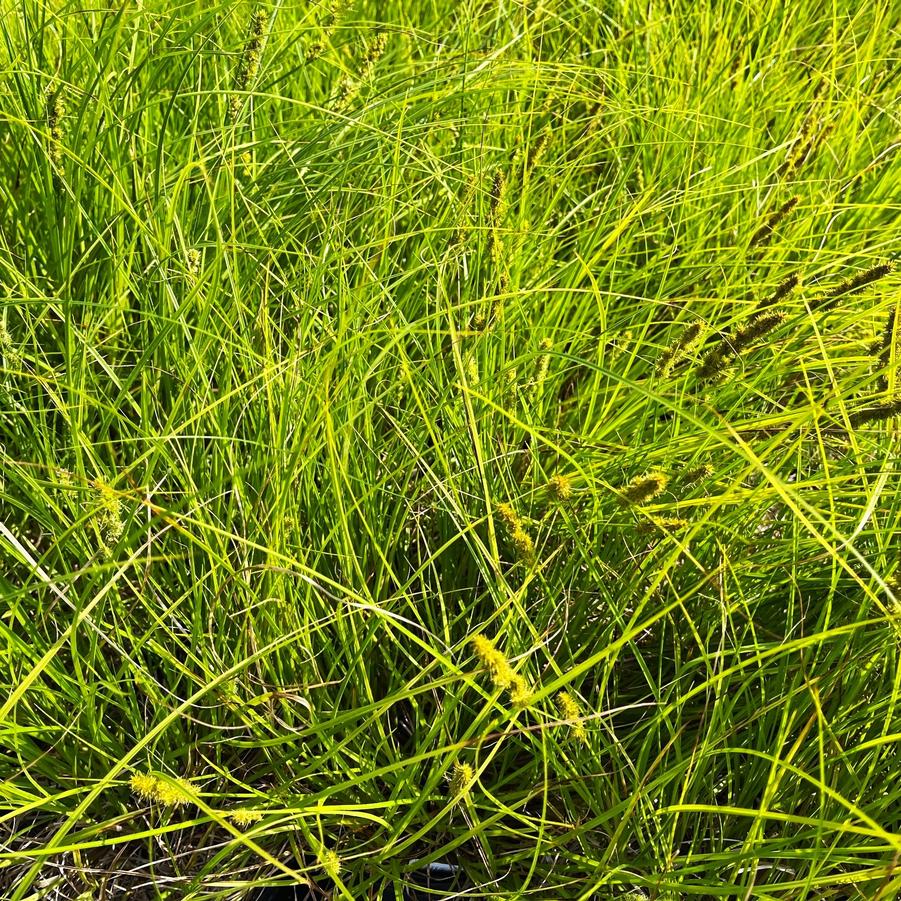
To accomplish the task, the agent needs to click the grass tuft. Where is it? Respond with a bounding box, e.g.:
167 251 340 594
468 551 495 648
1 2 900 897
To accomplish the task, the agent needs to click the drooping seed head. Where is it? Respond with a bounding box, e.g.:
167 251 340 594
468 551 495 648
507 672 531 706
471 633 513 688
814 261 895 310
363 33 388 65
490 169 507 222
749 195 800 247
511 526 536 562
619 472 668 506
495 501 521 531
848 398 901 428
731 309 787 352
757 273 800 311
680 463 713 487
556 691 588 744
637 515 689 535
656 320 705 376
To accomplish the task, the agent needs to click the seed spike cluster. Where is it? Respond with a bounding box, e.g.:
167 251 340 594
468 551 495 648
619 472 668 506
656 320 705 376
848 398 901 428
679 463 713 487
363 32 388 64
873 306 899 391
230 10 267 118
813 261 895 311
46 89 65 167
606 329 633 362
452 175 476 248
336 33 388 110
318 848 342 880
470 633 532 705
154 777 195 807
547 473 572 501
530 337 553 400
488 168 509 290
305 0 352 60
637 515 690 535
490 169 507 221
130 772 159 801
778 107 833 178
873 308 897 359
526 126 553 173
756 273 800 312
697 309 786 382
507 673 531 706
449 761 474 797
130 772 195 808
230 808 263 827
0 321 19 366
732 309 787 347
749 196 800 247
556 691 588 745
511 527 536 562
93 479 124 553
495 502 520 531
495 501 536 563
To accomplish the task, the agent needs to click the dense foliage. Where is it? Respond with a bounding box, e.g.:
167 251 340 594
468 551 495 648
1 1 900 897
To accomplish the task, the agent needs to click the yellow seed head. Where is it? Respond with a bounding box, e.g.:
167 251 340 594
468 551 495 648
848 398 901 427
465 351 479 386
305 38 325 61
153 776 194 807
130 772 159 801
656 321 705 376
637 516 689 535
471 633 515 689
511 526 535 562
495 502 521 531
527 126 553 172
335 75 359 109
0 322 19 365
449 761 474 797
318 848 341 880
490 169 506 222
620 472 668 506
230 808 263 827
749 195 800 247
93 480 124 552
816 261 895 311
508 673 531 707
547 473 572 501
46 89 65 165
557 691 588 744
363 32 388 65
